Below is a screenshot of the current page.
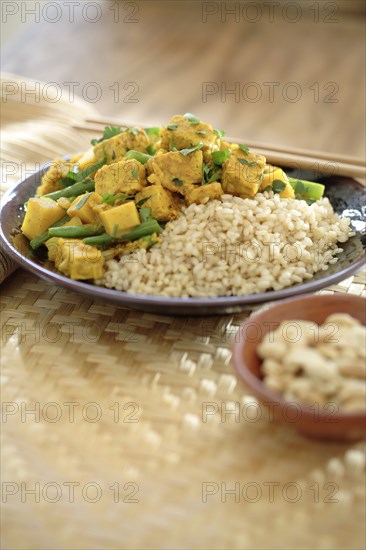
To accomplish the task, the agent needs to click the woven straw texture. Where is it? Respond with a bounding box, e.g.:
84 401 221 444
1 75 365 550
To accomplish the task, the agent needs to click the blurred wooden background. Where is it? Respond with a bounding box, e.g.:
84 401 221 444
2 0 365 157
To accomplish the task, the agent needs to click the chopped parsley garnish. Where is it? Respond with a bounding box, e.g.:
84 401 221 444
167 124 178 131
293 180 307 194
239 144 250 154
139 207 152 223
135 196 151 208
202 163 221 185
212 149 231 166
263 185 272 193
183 113 200 125
196 130 206 136
179 142 204 156
272 180 287 194
238 158 257 167
214 129 225 138
131 169 139 179
146 145 156 155
91 126 122 146
172 177 183 186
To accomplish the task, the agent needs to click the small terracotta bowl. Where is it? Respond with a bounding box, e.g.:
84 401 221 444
232 294 366 441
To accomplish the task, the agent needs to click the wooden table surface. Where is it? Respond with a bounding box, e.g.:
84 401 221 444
1 3 366 549
2 0 365 158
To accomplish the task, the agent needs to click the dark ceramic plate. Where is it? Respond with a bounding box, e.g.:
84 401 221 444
0 164 365 315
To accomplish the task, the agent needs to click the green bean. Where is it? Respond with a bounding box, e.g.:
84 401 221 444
83 219 161 247
42 179 95 201
29 215 70 249
289 178 325 200
48 224 104 238
83 233 114 247
124 150 152 164
59 157 106 187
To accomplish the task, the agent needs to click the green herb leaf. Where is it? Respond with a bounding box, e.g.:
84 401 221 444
263 185 273 193
167 124 178 131
172 177 183 186
139 207 152 223
206 171 221 184
196 130 206 136
183 113 200 125
111 150 116 160
212 149 231 166
294 180 306 194
214 129 225 138
179 142 204 156
239 144 250 154
91 126 122 146
146 145 156 155
202 163 221 185
272 180 287 194
135 196 151 208
238 158 257 167
131 169 139 179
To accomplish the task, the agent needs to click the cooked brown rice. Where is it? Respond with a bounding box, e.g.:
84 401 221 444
102 192 353 297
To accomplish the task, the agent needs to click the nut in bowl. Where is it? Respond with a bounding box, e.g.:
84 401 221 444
232 294 366 441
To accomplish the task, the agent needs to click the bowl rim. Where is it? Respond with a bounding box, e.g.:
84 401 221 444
232 294 366 421
1 164 365 313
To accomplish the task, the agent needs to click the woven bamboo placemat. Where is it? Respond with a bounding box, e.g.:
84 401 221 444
1 75 365 550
